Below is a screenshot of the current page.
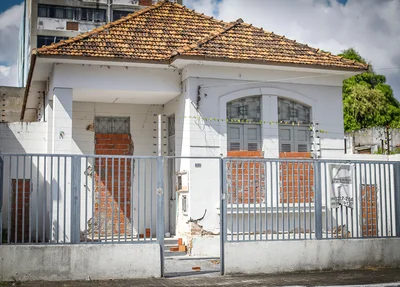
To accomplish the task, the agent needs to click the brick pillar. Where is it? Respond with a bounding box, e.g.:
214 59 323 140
10 179 30 243
91 134 134 239
279 152 314 204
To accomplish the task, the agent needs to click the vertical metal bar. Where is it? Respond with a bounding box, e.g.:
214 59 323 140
50 156 53 243
63 157 66 243
236 160 239 242
394 162 400 237
314 160 322 240
56 156 61 243
247 160 250 241
388 163 393 236
364 162 368 237
118 157 121 242
124 157 127 242
383 163 388 236
143 159 147 241
308 161 311 239
373 163 378 236
303 161 306 239
220 157 225 275
105 157 108 242
98 157 102 242
85 157 88 243
0 155 3 245
43 156 46 243
369 162 373 236
91 157 95 242
7 157 11 244
354 163 359 238
241 160 244 241
71 155 81 244
36 156 39 243
388 164 393 236
268 162 272 241
156 156 165 277
286 161 289 240
259 161 263 241
230 160 233 242
297 162 301 239
324 162 328 238
22 156 26 243
111 157 115 242
378 163 383 237
275 161 279 240
253 160 257 240
131 157 134 242
15 156 19 243
292 161 295 239
137 159 141 242
29 156 33 243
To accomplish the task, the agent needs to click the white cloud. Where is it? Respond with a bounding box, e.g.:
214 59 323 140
0 3 23 87
185 0 400 98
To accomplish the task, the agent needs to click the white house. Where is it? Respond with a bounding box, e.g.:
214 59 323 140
2 1 370 254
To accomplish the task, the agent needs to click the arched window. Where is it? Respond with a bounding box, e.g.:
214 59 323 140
227 96 261 151
278 98 311 153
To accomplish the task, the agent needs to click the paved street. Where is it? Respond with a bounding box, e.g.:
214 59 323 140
4 268 400 287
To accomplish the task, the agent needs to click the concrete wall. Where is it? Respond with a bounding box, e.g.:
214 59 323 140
0 243 161 281
225 238 400 274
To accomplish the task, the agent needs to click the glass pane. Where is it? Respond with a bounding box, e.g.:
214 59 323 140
55 8 64 18
227 96 261 122
38 5 48 17
65 8 74 20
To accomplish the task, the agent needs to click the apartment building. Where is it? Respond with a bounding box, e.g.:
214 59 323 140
17 0 182 87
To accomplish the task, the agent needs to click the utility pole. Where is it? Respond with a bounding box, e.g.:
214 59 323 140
385 124 391 155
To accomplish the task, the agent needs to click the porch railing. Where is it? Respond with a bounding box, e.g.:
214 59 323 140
0 154 163 244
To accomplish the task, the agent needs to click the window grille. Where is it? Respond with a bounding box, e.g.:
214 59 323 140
95 117 130 134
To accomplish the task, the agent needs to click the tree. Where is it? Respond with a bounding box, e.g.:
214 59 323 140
339 48 400 132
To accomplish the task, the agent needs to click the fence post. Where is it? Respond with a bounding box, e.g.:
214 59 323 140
394 162 400 237
156 156 165 277
0 154 3 245
314 159 323 239
220 157 226 275
71 155 81 244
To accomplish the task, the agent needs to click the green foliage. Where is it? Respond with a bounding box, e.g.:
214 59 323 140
374 147 400 155
340 48 400 132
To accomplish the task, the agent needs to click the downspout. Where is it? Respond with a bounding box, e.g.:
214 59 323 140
20 51 37 121
21 0 27 87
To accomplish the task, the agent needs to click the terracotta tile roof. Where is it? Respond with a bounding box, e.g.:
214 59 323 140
36 1 367 70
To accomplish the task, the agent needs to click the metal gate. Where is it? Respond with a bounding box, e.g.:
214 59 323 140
220 157 400 274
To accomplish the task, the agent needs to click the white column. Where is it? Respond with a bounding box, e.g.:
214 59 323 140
52 88 73 154
261 95 279 158
50 88 73 242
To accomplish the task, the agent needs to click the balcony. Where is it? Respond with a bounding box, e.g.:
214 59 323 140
37 17 105 33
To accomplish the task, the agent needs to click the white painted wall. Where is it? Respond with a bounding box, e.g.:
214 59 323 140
225 238 400 274
0 244 161 281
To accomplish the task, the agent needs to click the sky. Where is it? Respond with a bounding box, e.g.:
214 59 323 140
0 0 399 99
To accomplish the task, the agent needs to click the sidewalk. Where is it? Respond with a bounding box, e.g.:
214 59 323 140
5 268 400 287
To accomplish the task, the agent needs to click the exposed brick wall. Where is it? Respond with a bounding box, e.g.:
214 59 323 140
91 134 134 238
361 184 378 237
11 179 30 243
227 151 264 204
139 0 152 6
279 152 314 204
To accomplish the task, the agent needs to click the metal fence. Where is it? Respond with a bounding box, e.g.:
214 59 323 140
0 154 164 244
222 158 400 241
